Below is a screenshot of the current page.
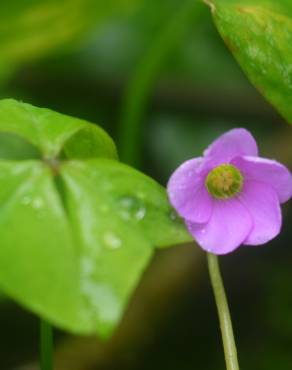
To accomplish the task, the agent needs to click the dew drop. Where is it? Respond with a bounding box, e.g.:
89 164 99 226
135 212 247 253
81 281 121 322
118 195 146 222
118 196 134 220
135 207 146 221
119 196 136 208
169 210 178 221
103 232 122 250
32 197 44 209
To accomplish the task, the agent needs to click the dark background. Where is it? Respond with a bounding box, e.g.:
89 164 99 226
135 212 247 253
1 1 292 369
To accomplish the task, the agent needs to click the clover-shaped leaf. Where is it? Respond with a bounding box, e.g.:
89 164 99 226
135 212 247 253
0 99 118 159
206 0 292 124
0 99 191 337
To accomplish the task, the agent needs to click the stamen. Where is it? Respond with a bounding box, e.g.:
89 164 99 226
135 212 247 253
205 164 243 199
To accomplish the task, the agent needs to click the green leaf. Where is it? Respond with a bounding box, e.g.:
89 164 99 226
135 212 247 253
0 159 153 337
0 161 88 333
61 159 192 249
63 124 118 160
205 0 292 123
58 159 191 336
0 99 117 159
0 133 40 160
59 162 153 337
0 158 191 337
0 100 191 338
0 0 141 81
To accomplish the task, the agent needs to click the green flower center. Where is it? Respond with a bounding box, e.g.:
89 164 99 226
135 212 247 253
205 164 243 199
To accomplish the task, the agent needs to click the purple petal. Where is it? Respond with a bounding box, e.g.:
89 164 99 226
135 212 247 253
204 128 258 165
167 158 213 223
239 180 282 245
187 199 252 254
232 155 292 203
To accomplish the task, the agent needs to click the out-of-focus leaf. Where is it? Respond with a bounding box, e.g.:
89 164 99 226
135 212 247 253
75 0 246 88
0 0 142 81
205 0 292 123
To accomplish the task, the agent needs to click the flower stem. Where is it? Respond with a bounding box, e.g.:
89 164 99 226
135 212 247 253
40 319 53 370
207 253 240 370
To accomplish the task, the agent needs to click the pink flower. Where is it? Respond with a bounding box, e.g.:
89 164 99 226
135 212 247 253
167 128 292 254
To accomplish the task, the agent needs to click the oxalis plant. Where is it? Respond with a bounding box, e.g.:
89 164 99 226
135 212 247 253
1 105 291 370
2 0 292 369
0 98 191 369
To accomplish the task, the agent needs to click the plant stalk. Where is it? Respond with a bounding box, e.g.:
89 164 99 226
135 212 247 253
118 0 204 167
40 319 53 370
207 253 240 370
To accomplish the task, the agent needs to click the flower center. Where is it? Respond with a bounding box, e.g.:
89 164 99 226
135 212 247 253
205 164 243 199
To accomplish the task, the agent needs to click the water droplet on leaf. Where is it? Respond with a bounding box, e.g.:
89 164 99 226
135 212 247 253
81 281 120 323
32 197 44 209
169 210 178 221
118 195 146 222
103 232 122 250
135 207 146 220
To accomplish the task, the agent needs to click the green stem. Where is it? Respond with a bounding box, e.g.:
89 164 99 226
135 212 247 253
118 0 204 167
207 253 240 370
40 319 53 370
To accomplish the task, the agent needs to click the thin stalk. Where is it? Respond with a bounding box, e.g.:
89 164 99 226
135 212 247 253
40 319 53 370
118 0 204 167
207 253 240 370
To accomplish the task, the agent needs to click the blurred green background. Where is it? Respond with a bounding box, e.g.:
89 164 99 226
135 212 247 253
1 0 292 369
